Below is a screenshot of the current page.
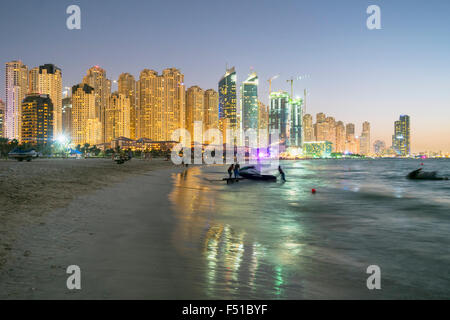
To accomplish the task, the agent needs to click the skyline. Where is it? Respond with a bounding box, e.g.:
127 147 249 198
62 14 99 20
1 0 450 152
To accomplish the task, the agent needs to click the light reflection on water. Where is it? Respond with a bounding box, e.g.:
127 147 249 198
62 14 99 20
169 160 450 299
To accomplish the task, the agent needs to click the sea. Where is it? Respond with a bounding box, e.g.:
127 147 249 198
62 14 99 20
168 159 450 299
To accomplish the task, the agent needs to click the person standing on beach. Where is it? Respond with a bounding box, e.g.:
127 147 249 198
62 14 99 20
228 164 234 179
278 165 286 181
234 163 240 179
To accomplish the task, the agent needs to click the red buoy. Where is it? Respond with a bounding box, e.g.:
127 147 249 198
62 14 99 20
311 188 316 194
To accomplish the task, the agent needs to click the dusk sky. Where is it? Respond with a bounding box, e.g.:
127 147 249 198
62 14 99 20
1 0 449 152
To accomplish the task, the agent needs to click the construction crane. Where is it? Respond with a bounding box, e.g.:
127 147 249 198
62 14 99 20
286 75 309 98
267 75 279 95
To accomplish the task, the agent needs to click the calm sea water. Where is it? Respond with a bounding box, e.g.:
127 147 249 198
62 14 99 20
169 159 450 299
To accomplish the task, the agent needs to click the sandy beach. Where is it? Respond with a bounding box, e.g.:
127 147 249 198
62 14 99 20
0 158 175 274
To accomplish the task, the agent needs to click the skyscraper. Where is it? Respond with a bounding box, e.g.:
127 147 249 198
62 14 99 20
118 73 137 139
106 92 131 142
345 123 359 153
325 116 336 151
28 67 40 94
303 114 314 142
204 89 219 132
218 67 237 137
83 66 111 143
240 72 258 136
314 112 327 141
137 68 185 141
392 115 410 156
335 121 346 153
62 97 72 139
21 94 53 144
373 140 386 155
71 83 101 146
258 100 269 145
5 60 28 140
185 86 204 139
38 64 62 136
0 99 5 138
289 97 303 147
360 121 371 155
269 91 290 149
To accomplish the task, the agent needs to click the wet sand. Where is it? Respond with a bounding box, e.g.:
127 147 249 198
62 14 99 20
0 158 175 276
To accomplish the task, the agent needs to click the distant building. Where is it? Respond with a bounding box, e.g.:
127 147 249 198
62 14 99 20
185 86 204 140
218 67 237 140
0 99 5 137
303 114 314 142
359 121 371 155
392 115 410 156
21 94 53 144
373 140 386 155
258 100 269 145
204 89 219 132
38 64 62 136
62 97 72 139
118 73 137 139
345 123 359 154
240 72 259 138
335 121 346 153
106 92 131 142
5 60 28 140
304 141 332 158
269 91 290 150
289 97 303 147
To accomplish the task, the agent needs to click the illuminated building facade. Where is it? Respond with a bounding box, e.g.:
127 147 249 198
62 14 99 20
392 115 410 156
71 84 101 146
35 64 63 137
240 72 258 135
0 99 5 137
185 86 204 139
118 73 137 139
83 66 111 143
335 121 346 153
314 113 327 141
137 68 185 141
62 97 72 138
5 60 28 140
303 114 314 142
304 141 332 158
345 123 359 154
325 116 336 151
106 92 131 142
21 94 53 144
269 91 290 149
359 121 371 155
258 100 269 144
218 67 237 137
373 140 386 155
289 97 303 147
204 89 219 132
28 67 39 94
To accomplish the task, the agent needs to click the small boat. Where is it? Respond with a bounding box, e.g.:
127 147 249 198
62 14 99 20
407 168 448 180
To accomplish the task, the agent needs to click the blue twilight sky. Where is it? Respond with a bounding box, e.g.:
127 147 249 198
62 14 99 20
1 0 449 152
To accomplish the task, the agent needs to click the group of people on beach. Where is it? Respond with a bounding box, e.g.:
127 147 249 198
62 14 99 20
227 163 240 179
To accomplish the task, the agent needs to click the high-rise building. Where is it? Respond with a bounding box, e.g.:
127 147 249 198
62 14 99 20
218 67 237 137
137 68 185 141
71 83 101 146
303 114 314 142
360 121 371 155
335 121 346 153
314 112 327 141
240 72 258 136
392 115 410 156
325 116 336 151
5 60 28 140
345 123 359 153
83 66 111 143
118 73 137 139
289 97 303 147
204 89 219 132
373 140 386 155
21 94 53 144
0 99 5 137
185 86 204 139
258 100 269 145
28 67 40 94
38 64 62 136
106 92 131 142
62 97 72 139
269 91 290 149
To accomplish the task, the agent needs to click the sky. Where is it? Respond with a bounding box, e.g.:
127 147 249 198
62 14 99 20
1 0 449 152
